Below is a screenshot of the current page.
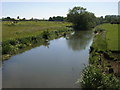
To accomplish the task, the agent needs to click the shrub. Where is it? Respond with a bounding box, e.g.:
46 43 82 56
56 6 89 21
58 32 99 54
9 40 17 45
42 31 50 39
2 44 12 54
80 65 120 89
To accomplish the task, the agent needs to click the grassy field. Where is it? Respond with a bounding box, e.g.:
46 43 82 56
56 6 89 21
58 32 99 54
2 21 72 41
90 23 119 63
94 23 119 51
2 21 72 60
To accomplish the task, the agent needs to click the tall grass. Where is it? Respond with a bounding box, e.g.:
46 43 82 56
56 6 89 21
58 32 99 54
80 65 120 89
95 23 119 51
2 21 72 41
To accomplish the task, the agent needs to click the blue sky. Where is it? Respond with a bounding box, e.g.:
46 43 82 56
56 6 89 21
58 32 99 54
2 2 118 19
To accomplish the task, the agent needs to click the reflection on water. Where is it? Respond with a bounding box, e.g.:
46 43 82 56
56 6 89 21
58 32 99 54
66 31 93 51
3 31 93 88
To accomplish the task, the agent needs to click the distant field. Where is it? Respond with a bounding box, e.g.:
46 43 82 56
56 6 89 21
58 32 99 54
95 23 119 51
2 21 72 41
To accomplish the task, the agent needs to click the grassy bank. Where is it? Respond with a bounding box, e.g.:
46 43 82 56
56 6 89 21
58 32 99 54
80 23 120 89
2 21 73 60
93 24 119 51
90 23 120 64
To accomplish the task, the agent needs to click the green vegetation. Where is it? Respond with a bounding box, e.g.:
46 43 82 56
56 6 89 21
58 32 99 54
94 24 119 51
3 21 72 41
80 65 120 89
2 21 73 60
105 15 120 24
67 6 96 30
49 16 65 21
2 6 120 89
80 23 120 89
90 23 119 64
95 15 120 25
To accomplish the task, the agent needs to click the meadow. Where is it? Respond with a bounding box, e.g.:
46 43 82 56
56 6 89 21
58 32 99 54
90 23 119 63
95 24 119 51
2 21 72 60
2 21 72 41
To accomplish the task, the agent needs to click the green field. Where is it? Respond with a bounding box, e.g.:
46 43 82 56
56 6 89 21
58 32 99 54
2 21 72 60
95 23 119 51
87 23 120 89
90 23 120 64
2 21 72 41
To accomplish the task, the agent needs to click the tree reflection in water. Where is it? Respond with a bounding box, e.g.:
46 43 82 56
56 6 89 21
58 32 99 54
66 30 93 51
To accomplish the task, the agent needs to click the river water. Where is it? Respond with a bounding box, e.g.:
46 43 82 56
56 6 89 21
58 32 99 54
2 31 93 88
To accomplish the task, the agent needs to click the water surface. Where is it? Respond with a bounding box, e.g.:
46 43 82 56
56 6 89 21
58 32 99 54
3 31 93 88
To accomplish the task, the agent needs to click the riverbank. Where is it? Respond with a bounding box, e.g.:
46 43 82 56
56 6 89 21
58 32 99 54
2 21 73 60
80 23 120 89
90 23 120 76
3 30 93 88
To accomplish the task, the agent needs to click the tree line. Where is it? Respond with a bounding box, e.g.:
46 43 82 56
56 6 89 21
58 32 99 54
2 6 120 30
67 6 120 30
48 16 66 21
2 17 48 21
96 15 120 25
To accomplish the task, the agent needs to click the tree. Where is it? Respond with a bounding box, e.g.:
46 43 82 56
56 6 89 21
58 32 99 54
22 18 26 21
2 17 16 21
49 16 65 21
17 16 19 20
49 17 53 21
30 17 33 21
6 17 11 19
67 6 96 30
96 16 105 25
105 15 120 24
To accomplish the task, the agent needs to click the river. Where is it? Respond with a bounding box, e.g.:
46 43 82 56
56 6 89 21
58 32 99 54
2 30 93 88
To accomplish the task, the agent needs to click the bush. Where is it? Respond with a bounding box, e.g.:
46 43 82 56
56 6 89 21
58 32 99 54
42 31 50 39
2 44 12 54
9 40 17 45
80 65 120 89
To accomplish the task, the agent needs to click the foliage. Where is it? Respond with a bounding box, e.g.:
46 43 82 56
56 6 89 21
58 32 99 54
80 65 120 89
86 23 120 89
67 6 96 30
95 16 105 25
95 15 120 25
105 15 120 24
42 31 50 39
2 17 16 21
49 16 65 21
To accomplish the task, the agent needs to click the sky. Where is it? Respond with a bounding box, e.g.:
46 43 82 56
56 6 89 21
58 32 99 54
1 1 119 19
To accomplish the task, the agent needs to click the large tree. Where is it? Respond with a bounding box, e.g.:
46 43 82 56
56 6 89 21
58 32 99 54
67 6 96 30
